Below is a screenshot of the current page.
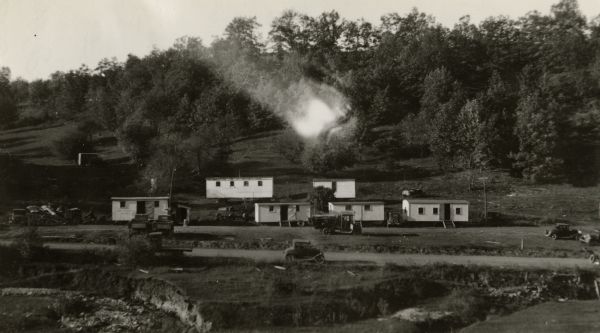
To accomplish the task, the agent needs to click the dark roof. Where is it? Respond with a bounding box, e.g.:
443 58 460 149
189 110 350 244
403 198 469 204
206 177 273 180
312 178 355 182
111 196 170 200
255 202 311 206
330 201 384 205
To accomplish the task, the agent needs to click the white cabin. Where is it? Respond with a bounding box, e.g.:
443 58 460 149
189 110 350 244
254 202 311 224
111 196 169 222
328 201 385 222
312 179 355 198
402 199 469 222
206 177 273 199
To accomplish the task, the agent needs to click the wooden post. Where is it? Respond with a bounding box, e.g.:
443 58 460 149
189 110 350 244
521 238 524 250
594 280 600 300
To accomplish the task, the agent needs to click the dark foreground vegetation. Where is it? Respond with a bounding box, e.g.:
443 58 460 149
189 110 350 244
1 0 599 194
1 230 600 332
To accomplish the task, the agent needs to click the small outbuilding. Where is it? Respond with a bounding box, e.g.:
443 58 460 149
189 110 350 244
312 179 355 198
254 202 311 225
206 177 273 199
328 201 385 223
111 196 169 222
402 199 469 222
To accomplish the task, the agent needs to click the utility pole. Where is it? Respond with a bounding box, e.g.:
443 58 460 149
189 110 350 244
168 167 176 202
478 177 488 221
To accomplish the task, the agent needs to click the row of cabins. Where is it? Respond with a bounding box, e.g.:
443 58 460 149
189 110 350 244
253 199 470 224
110 177 469 224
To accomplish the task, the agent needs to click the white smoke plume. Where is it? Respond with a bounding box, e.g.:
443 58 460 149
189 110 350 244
220 59 353 140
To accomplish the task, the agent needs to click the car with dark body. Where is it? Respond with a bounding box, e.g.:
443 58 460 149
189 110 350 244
152 215 174 236
310 211 362 235
284 240 324 263
545 223 579 240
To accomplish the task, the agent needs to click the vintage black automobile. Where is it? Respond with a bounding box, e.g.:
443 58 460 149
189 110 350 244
545 223 579 240
284 239 325 263
310 211 362 235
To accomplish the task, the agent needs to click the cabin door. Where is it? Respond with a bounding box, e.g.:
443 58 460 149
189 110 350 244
443 204 451 221
136 201 146 214
280 205 288 221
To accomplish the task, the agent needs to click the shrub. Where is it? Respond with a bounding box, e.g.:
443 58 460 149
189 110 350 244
273 129 305 163
301 137 357 174
52 128 94 161
309 186 335 212
116 235 155 267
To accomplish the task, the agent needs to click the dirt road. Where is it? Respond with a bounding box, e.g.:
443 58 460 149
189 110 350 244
0 240 591 269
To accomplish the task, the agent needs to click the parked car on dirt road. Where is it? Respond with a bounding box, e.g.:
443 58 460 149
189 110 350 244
284 240 324 263
310 211 362 235
545 223 579 240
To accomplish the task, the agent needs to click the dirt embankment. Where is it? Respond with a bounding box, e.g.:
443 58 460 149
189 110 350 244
1 267 210 332
2 261 600 332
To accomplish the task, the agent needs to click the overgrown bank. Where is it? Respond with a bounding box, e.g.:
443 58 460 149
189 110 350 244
1 243 599 332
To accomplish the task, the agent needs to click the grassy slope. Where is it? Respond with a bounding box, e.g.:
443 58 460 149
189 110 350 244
462 300 600 333
227 130 600 225
1 124 599 225
0 122 128 166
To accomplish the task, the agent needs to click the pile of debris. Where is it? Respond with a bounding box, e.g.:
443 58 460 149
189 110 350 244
8 204 98 226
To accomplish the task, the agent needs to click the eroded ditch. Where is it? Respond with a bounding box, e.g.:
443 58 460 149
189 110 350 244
2 260 599 332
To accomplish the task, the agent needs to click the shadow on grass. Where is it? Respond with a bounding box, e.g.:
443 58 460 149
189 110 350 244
0 136 37 149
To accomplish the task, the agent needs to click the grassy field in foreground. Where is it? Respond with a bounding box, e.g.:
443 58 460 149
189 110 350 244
463 300 600 333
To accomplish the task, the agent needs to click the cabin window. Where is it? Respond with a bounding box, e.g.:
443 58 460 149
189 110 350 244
215 181 220 187
365 205 372 211
154 201 159 207
269 206 274 212
345 205 352 211
230 181 234 187
455 207 462 215
418 207 424 215
243 181 249 186
433 207 438 215
296 205 300 212
119 201 126 208
258 180 263 186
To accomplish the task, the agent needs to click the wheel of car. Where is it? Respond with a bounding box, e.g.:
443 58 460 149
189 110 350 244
551 234 558 240
286 255 295 262
298 221 305 227
322 228 330 235
314 254 325 264
590 254 597 263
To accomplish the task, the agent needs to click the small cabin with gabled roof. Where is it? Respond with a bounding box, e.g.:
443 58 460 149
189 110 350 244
402 199 469 222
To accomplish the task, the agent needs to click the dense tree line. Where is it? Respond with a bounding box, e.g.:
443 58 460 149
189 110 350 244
1 0 600 186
